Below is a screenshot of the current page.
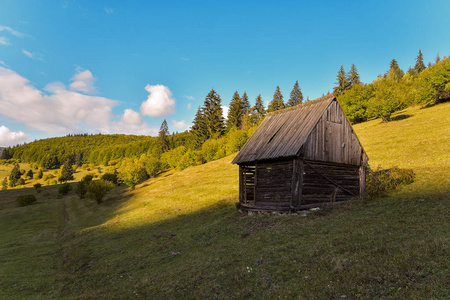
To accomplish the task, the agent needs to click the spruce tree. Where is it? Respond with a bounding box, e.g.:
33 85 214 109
347 64 361 88
9 163 21 185
191 107 207 147
386 59 404 83
414 49 426 73
157 119 170 154
268 86 285 112
333 65 349 96
241 91 251 115
250 94 266 125
435 52 441 64
202 89 225 139
287 80 303 107
226 91 243 130
59 162 74 182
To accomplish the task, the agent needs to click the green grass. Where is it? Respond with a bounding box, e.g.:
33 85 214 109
0 103 449 299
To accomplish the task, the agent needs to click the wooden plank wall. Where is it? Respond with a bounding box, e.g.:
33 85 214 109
254 160 293 211
301 161 360 205
303 100 363 166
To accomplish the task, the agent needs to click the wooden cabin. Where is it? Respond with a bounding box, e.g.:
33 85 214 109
232 94 368 212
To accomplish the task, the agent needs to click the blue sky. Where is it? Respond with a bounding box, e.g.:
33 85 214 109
1 0 449 146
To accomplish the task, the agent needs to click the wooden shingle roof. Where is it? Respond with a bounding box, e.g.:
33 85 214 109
232 94 336 164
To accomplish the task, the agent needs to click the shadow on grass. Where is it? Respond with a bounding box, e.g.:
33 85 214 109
391 114 413 121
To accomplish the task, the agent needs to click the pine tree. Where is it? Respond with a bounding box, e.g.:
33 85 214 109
202 89 225 139
435 52 441 64
250 94 266 125
1 177 7 190
9 163 21 185
333 65 349 97
226 91 243 130
386 59 404 83
268 86 285 112
157 119 170 154
59 162 74 182
287 81 303 107
191 107 207 147
241 91 251 115
414 49 426 74
347 64 361 88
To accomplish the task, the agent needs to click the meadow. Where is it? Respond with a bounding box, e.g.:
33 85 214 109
0 102 449 299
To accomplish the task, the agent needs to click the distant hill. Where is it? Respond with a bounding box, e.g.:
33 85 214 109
5 132 191 168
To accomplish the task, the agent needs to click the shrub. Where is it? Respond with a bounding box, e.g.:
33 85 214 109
87 180 114 204
82 174 94 182
42 173 55 181
101 173 118 184
74 181 88 199
58 182 72 196
17 194 37 207
33 183 42 190
365 166 415 199
141 155 163 178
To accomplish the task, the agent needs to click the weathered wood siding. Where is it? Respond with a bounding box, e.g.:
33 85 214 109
253 160 293 211
301 161 360 206
302 100 363 165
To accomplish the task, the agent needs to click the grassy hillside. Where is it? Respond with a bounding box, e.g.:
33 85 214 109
0 103 449 299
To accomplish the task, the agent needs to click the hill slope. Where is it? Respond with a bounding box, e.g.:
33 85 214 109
0 103 449 299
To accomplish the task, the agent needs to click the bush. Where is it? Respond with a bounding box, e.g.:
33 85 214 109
16 178 25 186
87 180 114 204
74 181 88 199
141 155 163 178
42 173 55 181
33 183 42 190
58 182 72 196
82 174 94 182
101 173 118 184
365 166 415 199
17 194 37 207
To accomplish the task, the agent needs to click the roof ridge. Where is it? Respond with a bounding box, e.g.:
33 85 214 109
267 93 336 116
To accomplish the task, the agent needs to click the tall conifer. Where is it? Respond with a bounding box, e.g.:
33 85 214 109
250 94 266 125
226 91 243 130
241 91 251 115
191 107 207 147
268 86 285 112
347 64 361 88
158 119 170 154
202 89 225 139
333 65 349 96
287 81 303 107
414 49 426 73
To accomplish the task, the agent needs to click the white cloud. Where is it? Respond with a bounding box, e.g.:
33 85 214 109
104 6 114 15
0 125 29 147
172 119 187 129
0 37 9 46
22 49 43 61
183 95 194 100
222 105 229 120
140 84 176 117
69 69 97 94
111 108 159 136
0 66 118 133
187 103 192 110
0 25 24 37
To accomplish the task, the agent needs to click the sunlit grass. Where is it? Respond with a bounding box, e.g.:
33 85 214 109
0 102 449 299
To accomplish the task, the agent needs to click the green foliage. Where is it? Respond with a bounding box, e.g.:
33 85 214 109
58 183 72 196
59 162 74 182
333 65 349 97
82 174 94 182
347 63 361 87
75 181 88 199
26 169 33 178
225 128 248 155
287 80 303 107
16 178 25 186
365 166 415 199
37 169 43 179
156 119 170 156
86 180 114 204
226 91 244 130
9 163 21 185
241 91 251 115
161 146 187 169
202 89 225 139
33 183 41 190
177 149 197 170
249 94 266 126
101 173 118 184
338 84 373 123
42 173 55 181
414 49 426 74
267 85 285 112
368 80 407 122
16 194 37 207
141 155 163 178
1 177 7 190
117 159 147 189
416 58 450 106
386 59 404 83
